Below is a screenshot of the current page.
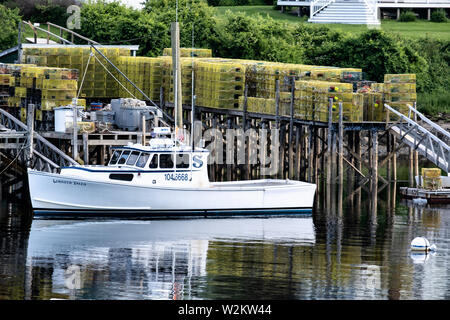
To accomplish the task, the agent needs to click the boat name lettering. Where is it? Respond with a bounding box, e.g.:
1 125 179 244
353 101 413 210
165 173 189 181
52 179 86 186
192 155 203 168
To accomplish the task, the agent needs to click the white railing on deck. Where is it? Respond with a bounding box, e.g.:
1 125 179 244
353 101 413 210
363 0 378 20
310 0 336 18
378 0 450 3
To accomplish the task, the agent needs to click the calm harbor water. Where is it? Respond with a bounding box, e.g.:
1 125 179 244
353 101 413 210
1 182 450 300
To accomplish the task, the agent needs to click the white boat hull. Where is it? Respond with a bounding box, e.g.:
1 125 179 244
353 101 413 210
28 169 316 217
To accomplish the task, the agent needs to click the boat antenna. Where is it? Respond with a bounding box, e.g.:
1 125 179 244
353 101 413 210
190 0 195 181
191 3 195 152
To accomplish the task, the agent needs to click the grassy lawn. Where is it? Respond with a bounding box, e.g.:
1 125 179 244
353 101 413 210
214 6 450 40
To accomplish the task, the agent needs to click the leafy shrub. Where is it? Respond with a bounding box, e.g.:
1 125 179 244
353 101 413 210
207 0 272 5
431 9 447 23
2 0 77 25
211 11 303 62
399 10 416 22
0 4 21 51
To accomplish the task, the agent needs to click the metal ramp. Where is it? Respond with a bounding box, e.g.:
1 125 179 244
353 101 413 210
0 108 78 173
385 103 450 173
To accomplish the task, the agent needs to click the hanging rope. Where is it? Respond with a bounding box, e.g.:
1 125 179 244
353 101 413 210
76 49 93 100
91 51 138 100
0 139 29 175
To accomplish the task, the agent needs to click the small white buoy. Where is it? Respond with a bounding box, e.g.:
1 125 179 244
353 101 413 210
411 237 437 252
411 237 430 251
412 198 427 205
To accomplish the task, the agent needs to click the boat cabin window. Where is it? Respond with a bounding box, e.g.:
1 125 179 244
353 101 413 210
159 154 174 169
126 151 140 166
117 150 131 165
149 154 158 169
136 153 150 168
176 153 190 169
109 150 122 165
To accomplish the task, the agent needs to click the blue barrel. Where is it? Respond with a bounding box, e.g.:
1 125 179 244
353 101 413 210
90 102 103 111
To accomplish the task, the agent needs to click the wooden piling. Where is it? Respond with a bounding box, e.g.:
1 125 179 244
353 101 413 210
326 99 333 185
82 132 89 164
26 104 35 165
409 147 414 187
372 130 378 191
288 80 295 179
338 102 343 185
313 127 319 184
392 134 397 181
295 125 301 180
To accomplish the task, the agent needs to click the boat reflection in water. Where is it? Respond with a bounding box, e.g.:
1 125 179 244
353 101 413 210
26 216 315 299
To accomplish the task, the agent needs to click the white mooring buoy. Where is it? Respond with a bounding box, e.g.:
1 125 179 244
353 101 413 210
412 198 427 205
410 237 437 252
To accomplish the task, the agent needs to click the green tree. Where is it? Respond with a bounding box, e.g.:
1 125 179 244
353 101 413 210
340 30 426 83
143 0 217 50
211 11 303 62
296 27 427 88
0 4 21 51
78 0 167 56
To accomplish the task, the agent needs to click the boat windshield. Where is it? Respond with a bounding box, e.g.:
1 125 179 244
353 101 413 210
117 150 131 165
109 150 122 165
126 151 140 166
136 153 150 168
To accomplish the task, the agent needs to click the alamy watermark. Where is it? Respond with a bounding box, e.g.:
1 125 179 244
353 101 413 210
65 265 82 290
67 5 81 30
181 122 281 176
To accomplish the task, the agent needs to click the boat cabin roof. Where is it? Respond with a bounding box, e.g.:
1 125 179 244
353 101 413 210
111 140 209 154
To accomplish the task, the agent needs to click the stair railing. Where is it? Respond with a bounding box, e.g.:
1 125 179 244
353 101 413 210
362 0 378 21
385 103 450 172
310 0 336 19
0 108 79 171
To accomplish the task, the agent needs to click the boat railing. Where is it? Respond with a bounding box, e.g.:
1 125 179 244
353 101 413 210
363 0 378 20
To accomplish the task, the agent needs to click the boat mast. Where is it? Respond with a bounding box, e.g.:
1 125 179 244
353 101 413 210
171 22 183 142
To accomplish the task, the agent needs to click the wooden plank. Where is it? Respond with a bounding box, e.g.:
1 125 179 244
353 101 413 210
0 143 25 149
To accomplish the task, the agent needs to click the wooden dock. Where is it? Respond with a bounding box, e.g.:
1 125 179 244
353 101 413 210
400 187 450 204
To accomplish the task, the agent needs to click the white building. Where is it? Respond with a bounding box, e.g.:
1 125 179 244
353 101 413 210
277 0 450 25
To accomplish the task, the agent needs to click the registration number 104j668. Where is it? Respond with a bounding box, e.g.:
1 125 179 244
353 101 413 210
164 173 189 181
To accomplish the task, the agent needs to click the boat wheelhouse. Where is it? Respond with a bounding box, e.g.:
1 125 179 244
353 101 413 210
58 138 211 189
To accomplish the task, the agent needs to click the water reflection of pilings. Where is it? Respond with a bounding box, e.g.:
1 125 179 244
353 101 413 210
0 198 33 299
318 156 403 297
24 240 208 300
